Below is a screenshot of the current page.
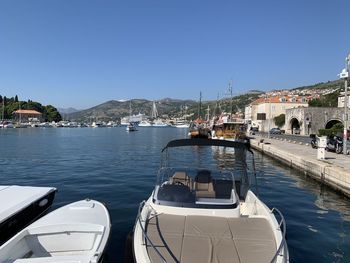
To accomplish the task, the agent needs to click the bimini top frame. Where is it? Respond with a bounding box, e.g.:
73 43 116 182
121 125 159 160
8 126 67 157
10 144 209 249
161 138 251 153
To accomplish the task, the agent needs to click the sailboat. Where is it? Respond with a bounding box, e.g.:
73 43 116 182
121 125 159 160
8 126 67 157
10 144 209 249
126 100 138 132
151 101 168 127
189 92 210 138
175 105 190 128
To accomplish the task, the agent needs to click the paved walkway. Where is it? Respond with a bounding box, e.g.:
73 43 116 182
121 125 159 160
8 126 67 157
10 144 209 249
251 135 350 171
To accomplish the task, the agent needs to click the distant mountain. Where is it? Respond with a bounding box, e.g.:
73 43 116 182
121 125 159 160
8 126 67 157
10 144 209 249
66 94 261 122
66 98 198 122
58 107 80 114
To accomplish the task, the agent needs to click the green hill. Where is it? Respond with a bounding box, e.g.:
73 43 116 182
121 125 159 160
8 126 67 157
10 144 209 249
0 95 62 122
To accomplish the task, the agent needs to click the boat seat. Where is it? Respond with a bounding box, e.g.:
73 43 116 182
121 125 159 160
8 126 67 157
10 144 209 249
170 172 193 189
146 214 277 263
194 170 215 198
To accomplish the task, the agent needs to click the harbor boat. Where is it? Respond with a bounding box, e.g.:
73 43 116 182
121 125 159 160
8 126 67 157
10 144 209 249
152 119 169 127
174 119 190 128
211 113 247 141
188 118 211 138
138 120 153 127
0 121 14 128
126 122 138 132
133 138 288 263
91 121 105 128
0 199 111 263
0 186 56 246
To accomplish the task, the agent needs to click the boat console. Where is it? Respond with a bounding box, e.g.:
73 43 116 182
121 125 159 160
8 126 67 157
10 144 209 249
153 168 239 209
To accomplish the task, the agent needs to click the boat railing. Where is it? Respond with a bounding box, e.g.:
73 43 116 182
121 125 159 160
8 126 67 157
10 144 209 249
270 207 288 263
136 201 167 263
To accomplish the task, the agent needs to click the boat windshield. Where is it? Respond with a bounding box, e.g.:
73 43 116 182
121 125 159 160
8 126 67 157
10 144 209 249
153 167 239 209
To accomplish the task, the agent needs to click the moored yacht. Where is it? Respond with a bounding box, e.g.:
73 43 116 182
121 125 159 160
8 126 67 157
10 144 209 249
133 138 288 263
138 120 153 127
0 186 56 246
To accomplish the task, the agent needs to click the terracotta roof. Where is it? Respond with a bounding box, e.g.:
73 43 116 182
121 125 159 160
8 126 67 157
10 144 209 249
13 109 42 115
251 96 309 105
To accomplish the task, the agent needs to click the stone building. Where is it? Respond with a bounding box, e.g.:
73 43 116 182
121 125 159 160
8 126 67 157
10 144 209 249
285 107 346 135
245 96 309 132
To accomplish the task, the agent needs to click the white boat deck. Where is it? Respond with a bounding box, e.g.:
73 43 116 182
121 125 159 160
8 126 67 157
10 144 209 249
146 213 276 263
0 186 55 222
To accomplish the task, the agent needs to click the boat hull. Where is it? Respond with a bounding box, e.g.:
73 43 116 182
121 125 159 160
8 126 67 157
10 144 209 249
0 189 56 246
0 199 111 263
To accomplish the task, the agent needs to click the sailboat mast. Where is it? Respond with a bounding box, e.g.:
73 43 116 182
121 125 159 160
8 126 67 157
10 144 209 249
129 100 132 117
198 91 202 119
229 80 233 119
1 99 4 121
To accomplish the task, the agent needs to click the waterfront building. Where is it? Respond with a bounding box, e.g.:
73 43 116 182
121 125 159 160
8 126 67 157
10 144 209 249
245 96 309 132
12 109 42 123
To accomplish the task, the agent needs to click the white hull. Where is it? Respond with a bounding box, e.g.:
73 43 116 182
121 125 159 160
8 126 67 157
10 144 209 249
133 139 288 263
134 191 288 263
174 124 190 128
0 186 56 246
126 125 137 131
0 199 111 263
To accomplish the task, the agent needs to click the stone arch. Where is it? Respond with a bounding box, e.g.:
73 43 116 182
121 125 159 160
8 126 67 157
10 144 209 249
290 117 300 134
325 119 343 129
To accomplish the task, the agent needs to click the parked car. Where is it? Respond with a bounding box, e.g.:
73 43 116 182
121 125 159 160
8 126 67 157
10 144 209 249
269 128 282 134
293 128 301 135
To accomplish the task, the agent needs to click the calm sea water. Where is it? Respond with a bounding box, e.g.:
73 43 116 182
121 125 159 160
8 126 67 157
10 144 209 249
0 127 349 263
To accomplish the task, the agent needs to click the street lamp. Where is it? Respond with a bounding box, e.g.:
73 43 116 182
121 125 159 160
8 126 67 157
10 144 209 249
339 54 350 155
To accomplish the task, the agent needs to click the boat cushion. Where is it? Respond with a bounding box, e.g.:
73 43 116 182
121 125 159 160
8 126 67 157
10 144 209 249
146 214 277 263
184 215 231 238
181 236 240 263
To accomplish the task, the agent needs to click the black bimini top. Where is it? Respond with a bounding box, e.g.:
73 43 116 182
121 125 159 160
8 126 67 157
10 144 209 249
161 138 251 152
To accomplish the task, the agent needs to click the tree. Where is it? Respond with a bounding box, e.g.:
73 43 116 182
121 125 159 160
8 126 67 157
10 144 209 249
14 95 18 102
0 95 2 103
274 114 285 128
43 105 62 122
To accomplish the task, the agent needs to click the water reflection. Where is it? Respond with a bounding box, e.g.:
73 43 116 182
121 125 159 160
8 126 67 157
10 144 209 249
256 152 350 263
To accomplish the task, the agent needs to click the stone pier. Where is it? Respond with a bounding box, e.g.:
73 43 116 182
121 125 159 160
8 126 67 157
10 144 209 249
250 135 350 198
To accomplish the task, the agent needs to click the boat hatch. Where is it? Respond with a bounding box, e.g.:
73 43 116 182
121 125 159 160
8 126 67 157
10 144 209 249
153 168 239 209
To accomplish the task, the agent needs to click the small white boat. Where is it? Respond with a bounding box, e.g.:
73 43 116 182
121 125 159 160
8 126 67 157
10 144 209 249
126 122 138 132
0 199 111 263
174 121 190 128
152 119 169 127
0 186 56 246
1 121 14 128
138 120 152 127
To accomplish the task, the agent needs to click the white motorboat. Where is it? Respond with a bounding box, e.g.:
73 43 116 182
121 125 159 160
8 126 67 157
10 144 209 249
174 121 190 128
152 119 169 127
126 122 138 132
0 186 56 246
0 199 111 263
133 138 288 263
138 120 153 127
0 121 14 128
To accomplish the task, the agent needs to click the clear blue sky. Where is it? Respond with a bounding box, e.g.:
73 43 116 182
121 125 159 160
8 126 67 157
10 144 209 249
0 0 349 109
